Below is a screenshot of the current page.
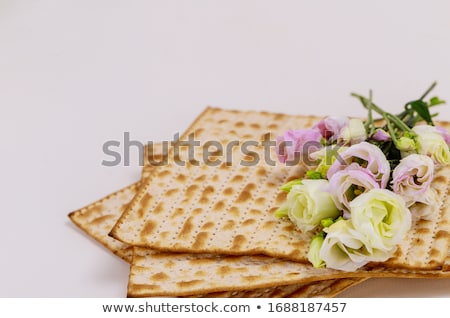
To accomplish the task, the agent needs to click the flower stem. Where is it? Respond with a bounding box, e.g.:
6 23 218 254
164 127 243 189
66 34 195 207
403 81 438 111
387 113 415 134
383 113 399 144
364 90 375 135
419 81 437 101
351 93 414 134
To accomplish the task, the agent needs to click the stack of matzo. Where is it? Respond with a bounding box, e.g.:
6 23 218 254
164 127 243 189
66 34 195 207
69 107 450 297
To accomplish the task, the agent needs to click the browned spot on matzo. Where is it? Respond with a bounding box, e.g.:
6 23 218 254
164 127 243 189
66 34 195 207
242 219 256 226
141 220 157 237
151 272 170 281
213 200 226 212
222 220 236 231
179 217 194 238
153 202 165 215
216 266 231 276
429 248 441 259
436 230 450 239
249 208 262 216
223 187 234 196
230 175 244 183
236 183 256 203
176 173 188 183
186 185 199 197
192 232 209 249
195 175 207 182
212 175 220 182
166 188 179 197
275 192 287 205
262 220 277 230
416 228 431 235
192 207 203 216
157 170 170 178
170 208 184 220
231 235 247 249
257 166 267 177
242 275 260 282
139 193 152 218
201 222 215 230
88 215 114 226
255 197 266 205
229 206 240 217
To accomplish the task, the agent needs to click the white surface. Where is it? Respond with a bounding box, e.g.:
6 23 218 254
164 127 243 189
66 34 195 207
1 0 450 297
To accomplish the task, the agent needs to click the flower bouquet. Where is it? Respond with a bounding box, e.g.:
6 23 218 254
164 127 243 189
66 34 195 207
275 82 450 271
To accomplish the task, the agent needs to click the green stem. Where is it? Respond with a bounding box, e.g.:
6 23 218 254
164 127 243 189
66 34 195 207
351 93 414 134
386 113 414 134
403 81 438 115
364 90 375 135
351 93 385 116
419 81 437 101
383 113 399 144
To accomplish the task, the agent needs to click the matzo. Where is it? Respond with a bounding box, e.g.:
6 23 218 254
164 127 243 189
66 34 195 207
68 180 364 298
69 145 364 298
69 183 139 262
68 168 449 298
111 108 450 269
128 246 450 297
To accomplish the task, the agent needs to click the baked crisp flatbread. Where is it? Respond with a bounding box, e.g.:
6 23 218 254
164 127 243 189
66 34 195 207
111 108 450 269
69 181 365 298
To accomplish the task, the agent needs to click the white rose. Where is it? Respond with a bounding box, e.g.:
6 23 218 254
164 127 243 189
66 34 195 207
339 118 367 145
285 179 340 233
319 220 390 271
413 125 450 165
349 189 411 252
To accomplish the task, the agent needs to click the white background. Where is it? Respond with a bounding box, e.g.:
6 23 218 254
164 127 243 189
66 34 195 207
1 0 450 297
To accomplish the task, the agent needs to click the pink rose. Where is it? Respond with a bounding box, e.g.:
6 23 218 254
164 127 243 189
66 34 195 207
327 142 390 188
276 129 322 165
328 164 380 214
391 154 434 206
372 129 391 142
313 116 349 142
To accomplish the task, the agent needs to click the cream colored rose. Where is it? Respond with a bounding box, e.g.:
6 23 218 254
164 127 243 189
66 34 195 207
349 189 411 252
285 180 340 233
413 125 450 165
319 220 387 271
339 118 367 145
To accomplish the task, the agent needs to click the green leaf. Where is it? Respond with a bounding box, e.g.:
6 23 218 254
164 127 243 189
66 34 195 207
279 179 302 192
409 100 433 125
429 96 446 106
306 170 322 180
